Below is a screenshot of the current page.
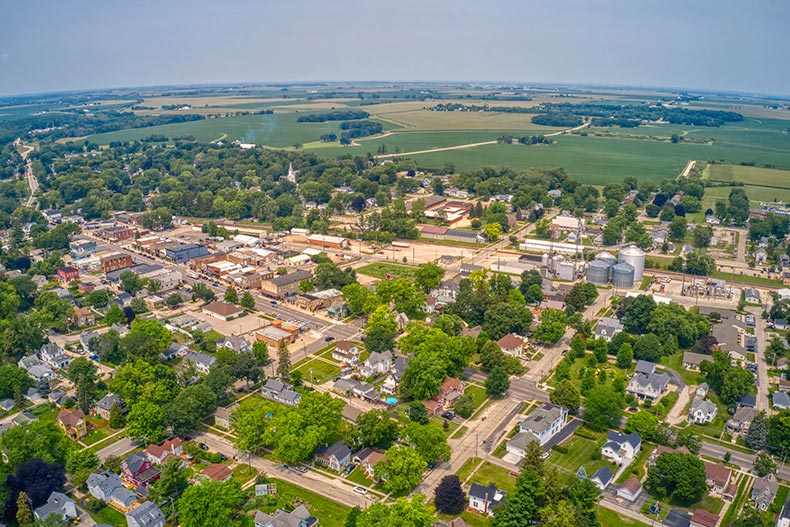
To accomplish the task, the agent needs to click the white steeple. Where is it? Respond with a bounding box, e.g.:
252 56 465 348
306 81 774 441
286 163 298 184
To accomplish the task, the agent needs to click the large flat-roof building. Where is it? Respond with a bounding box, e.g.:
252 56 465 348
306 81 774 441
164 243 209 263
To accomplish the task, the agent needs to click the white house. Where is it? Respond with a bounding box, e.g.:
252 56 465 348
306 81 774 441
601 431 641 465
126 500 165 527
360 351 392 377
593 317 623 342
332 341 361 364
468 483 506 516
184 351 216 375
626 371 670 401
497 333 525 357
689 398 718 424
617 478 643 501
591 466 614 490
507 403 568 457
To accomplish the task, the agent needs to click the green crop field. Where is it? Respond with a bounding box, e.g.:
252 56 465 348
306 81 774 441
87 112 401 146
706 163 790 188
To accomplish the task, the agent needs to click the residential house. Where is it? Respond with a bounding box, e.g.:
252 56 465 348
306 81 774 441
593 317 623 342
0 399 14 412
744 288 761 304
497 333 525 357
468 483 506 516
121 452 161 487
726 406 759 436
199 463 233 482
332 341 361 364
86 472 138 511
704 461 732 494
665 510 692 527
56 408 88 439
696 383 710 398
626 370 670 401
774 391 790 410
683 352 711 371
341 405 362 425
438 377 465 406
40 342 71 369
93 393 125 420
688 398 718 424
315 440 352 471
184 351 216 374
617 478 643 501
254 505 318 527
219 335 251 353
126 500 166 527
55 266 80 283
214 402 239 429
71 306 96 327
507 403 568 456
261 379 302 406
363 451 385 480
48 390 68 406
751 474 779 511
80 330 100 353
690 510 719 527
601 431 642 465
360 351 392 377
591 466 614 490
34 492 79 523
146 437 184 465
738 394 758 408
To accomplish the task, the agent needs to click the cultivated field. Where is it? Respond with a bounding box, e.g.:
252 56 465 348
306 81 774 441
706 163 790 188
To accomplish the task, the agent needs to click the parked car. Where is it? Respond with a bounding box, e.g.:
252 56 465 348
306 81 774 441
270 301 278 306
219 453 228 461
354 487 368 495
324 336 335 342
198 443 209 451
343 464 356 475
294 465 308 473
441 411 455 420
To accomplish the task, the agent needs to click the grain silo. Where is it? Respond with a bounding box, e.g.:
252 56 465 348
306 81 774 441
587 259 611 285
617 245 645 283
596 251 618 267
611 262 635 289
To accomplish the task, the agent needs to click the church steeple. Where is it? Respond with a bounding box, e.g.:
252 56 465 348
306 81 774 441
286 163 298 184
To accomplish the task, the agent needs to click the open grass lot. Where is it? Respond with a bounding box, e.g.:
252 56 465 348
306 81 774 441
467 460 517 494
87 112 401 147
93 505 127 527
456 457 482 483
293 359 340 385
546 428 606 475
598 506 650 527
702 183 790 210
355 262 417 280
367 108 564 131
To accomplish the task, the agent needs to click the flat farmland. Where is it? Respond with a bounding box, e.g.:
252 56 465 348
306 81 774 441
367 108 563 131
701 185 790 209
706 163 790 188
86 113 401 146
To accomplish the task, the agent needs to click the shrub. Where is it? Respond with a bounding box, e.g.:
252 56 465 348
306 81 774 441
552 445 569 454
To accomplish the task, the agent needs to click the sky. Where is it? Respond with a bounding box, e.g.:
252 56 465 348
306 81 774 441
1 0 788 97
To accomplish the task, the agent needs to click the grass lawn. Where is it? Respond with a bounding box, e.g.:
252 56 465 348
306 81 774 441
263 478 351 527
293 359 340 385
203 329 225 341
616 443 655 483
94 505 127 527
29 403 59 424
83 426 114 446
660 353 704 387
430 415 460 436
345 466 373 487
233 464 258 483
436 511 489 527
469 461 517 494
451 425 469 439
465 385 488 410
355 262 417 280
710 270 781 288
598 506 651 527
456 457 483 483
547 433 604 474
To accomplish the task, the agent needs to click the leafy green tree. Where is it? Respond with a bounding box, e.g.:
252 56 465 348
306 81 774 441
357 410 399 449
406 401 429 424
342 283 379 316
224 287 238 304
374 445 427 495
746 411 769 451
109 402 125 429
17 491 34 527
103 304 127 326
125 400 166 444
0 364 33 400
754 452 776 477
550 380 580 413
240 291 255 309
483 302 533 341
625 411 658 440
68 357 97 414
355 495 435 527
646 452 707 503
192 283 216 303
178 480 243 527
65 449 99 489
453 393 475 418
365 305 398 352
583 385 625 431
149 456 189 505
616 343 634 369
675 429 701 454
633 333 663 362
165 293 182 308
164 384 218 437
485 222 502 241
414 262 445 293
404 423 451 463
701 351 754 405
620 295 656 334
485 366 510 397
491 468 544 527
119 271 144 295
276 340 291 380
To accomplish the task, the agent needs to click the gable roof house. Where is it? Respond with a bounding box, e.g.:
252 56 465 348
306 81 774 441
497 333 525 357
704 461 732 494
626 370 670 401
214 402 239 429
591 466 614 490
315 440 352 471
121 451 161 487
34 492 79 523
468 483 506 516
688 397 718 424
261 379 302 406
40 342 71 369
219 335 251 353
593 317 623 342
602 431 642 465
199 463 233 482
93 393 125 421
56 408 88 439
690 509 719 527
146 437 184 465
682 352 711 371
87 472 138 511
254 505 318 527
332 341 361 364
184 350 216 375
777 494 790 527
617 478 643 501
507 403 568 457
438 377 465 406
126 500 166 527
751 474 779 510
726 406 759 436
360 351 392 377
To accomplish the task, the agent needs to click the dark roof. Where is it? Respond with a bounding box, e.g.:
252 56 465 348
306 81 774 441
316 440 351 461
269 269 312 286
664 509 691 527
738 394 757 408
592 466 613 486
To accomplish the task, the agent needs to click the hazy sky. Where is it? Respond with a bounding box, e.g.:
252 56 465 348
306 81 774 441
1 0 788 97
